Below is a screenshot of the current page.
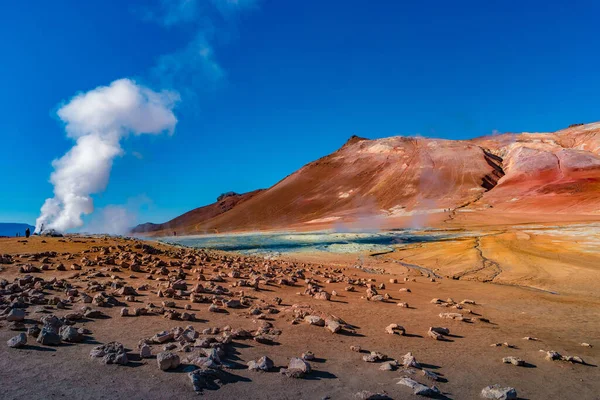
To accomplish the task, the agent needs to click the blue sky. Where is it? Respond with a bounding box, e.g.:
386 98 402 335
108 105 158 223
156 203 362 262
1 0 600 226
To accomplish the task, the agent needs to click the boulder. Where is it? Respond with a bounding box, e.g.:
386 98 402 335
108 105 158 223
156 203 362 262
304 315 325 326
545 351 561 361
543 350 584 364
253 334 277 345
439 312 465 321
7 333 27 348
561 355 585 364
428 327 449 340
314 291 330 301
63 312 84 321
421 369 440 381
37 326 61 346
7 308 25 322
90 342 128 365
140 344 152 358
502 356 524 366
152 331 174 344
104 351 129 365
225 299 242 308
188 368 221 393
40 315 63 329
59 326 83 342
363 351 386 363
397 377 440 397
247 356 274 372
281 357 311 378
325 318 341 333
379 360 399 371
402 352 420 368
429 327 449 335
385 324 405 335
84 309 104 318
481 384 518 399
157 351 180 371
27 326 41 338
427 329 443 340
118 286 137 296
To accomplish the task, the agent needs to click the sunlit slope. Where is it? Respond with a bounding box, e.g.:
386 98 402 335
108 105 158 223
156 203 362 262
135 122 600 235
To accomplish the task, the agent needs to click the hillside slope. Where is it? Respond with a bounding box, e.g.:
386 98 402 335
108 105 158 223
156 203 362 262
469 122 600 214
134 122 600 235
131 190 264 235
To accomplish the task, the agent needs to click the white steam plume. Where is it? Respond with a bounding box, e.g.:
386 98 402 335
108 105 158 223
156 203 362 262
85 205 138 236
35 78 178 233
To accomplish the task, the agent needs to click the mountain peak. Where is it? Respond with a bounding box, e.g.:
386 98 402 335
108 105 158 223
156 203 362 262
132 121 600 236
343 135 370 147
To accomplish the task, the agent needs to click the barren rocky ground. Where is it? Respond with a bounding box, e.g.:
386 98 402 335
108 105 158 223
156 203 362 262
1 233 598 399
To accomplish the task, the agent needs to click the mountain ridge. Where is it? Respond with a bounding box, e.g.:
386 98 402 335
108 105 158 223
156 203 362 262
133 122 600 236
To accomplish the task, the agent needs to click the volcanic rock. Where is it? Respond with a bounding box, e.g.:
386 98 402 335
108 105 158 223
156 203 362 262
140 344 152 358
7 333 27 348
402 352 420 368
90 342 128 365
59 326 83 342
7 308 25 322
385 323 405 335
325 318 341 333
37 326 61 346
157 351 181 371
502 356 524 366
188 368 221 393
481 384 518 399
304 315 325 326
280 357 311 378
397 377 441 397
247 356 274 372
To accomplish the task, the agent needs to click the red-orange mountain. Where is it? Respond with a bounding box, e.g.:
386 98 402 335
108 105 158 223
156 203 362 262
134 122 600 235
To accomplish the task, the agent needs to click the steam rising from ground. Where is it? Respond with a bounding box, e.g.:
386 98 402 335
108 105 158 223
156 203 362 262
35 79 178 233
84 205 138 236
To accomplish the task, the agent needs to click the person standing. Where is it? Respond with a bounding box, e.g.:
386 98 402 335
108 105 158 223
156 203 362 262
25 228 30 238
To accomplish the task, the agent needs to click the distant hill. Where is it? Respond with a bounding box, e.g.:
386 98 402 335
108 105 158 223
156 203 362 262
131 190 264 236
0 223 35 237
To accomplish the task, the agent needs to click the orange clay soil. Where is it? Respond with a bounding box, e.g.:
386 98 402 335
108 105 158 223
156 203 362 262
0 233 598 399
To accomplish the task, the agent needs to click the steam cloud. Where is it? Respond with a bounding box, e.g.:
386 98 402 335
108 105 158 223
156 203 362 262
85 205 139 236
35 79 178 233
